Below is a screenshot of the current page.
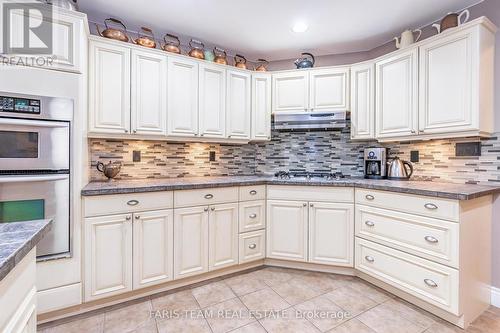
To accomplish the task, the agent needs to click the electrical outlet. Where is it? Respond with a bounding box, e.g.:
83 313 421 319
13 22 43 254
410 150 419 163
209 151 216 161
133 150 141 162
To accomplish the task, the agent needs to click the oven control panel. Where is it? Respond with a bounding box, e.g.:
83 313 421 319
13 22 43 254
0 96 41 114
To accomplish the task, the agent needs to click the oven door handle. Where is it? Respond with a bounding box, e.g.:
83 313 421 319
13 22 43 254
0 174 69 183
0 118 69 128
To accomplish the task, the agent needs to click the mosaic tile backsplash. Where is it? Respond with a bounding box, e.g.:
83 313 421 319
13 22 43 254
89 125 500 185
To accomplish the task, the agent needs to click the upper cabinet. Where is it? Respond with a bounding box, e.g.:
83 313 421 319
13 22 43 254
375 47 419 139
199 64 226 138
350 62 375 140
226 70 252 139
251 73 272 141
272 67 350 114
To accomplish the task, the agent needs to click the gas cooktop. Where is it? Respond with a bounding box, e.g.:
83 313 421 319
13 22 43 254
274 171 348 181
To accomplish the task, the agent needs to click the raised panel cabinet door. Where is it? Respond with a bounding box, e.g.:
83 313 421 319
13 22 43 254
350 62 375 140
131 50 167 136
89 40 131 134
199 64 226 138
266 200 308 261
308 202 354 266
272 72 309 113
84 214 132 301
419 28 477 134
251 73 272 140
174 206 209 279
167 57 199 137
310 67 350 111
375 47 418 138
226 70 251 139
132 209 173 289
208 203 239 271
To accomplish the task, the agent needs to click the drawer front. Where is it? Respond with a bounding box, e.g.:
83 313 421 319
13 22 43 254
355 238 459 315
174 187 238 208
84 192 173 217
239 185 266 201
355 189 459 222
239 200 266 233
267 185 354 203
355 205 459 268
239 230 265 264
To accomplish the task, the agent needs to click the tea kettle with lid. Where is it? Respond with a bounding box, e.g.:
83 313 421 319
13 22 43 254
387 157 413 180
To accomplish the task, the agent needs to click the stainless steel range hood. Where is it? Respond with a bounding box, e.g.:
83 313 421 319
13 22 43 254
272 112 347 132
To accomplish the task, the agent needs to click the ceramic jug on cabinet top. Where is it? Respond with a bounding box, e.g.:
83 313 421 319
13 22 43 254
394 29 422 49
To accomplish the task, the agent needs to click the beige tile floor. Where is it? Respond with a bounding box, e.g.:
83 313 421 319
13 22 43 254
38 267 500 333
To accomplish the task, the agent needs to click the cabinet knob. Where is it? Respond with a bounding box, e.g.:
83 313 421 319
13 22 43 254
125 215 131 221
411 130 416 134
211 207 215 211
310 203 314 207
365 221 375 227
133 130 137 134
424 203 438 210
249 213 257 219
200 133 204 137
248 243 257 250
135 215 140 219
228 135 232 138
204 207 209 212
365 194 375 201
303 203 307 207
127 200 139 206
424 279 438 288
249 190 257 195
204 194 214 199
365 256 375 263
424 236 438 243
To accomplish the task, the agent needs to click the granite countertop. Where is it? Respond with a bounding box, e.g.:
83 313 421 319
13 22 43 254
81 175 500 200
0 219 53 282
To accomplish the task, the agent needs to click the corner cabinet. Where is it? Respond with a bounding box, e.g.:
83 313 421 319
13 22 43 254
226 70 252 139
350 62 375 140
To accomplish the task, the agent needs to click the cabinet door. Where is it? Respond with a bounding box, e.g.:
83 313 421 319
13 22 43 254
310 68 350 112
133 209 173 289
350 62 375 140
226 70 251 139
174 206 209 279
308 202 354 267
89 40 130 134
131 50 167 136
419 28 477 134
376 48 418 138
251 73 272 141
167 57 199 137
266 200 308 261
209 203 239 271
84 214 132 301
199 64 226 138
272 72 309 113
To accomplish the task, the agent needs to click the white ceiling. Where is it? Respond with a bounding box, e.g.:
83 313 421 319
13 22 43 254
79 0 482 61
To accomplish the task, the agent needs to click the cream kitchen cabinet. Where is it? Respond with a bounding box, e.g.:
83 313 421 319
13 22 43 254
209 203 239 270
167 57 199 137
88 39 131 134
199 64 226 138
350 62 375 140
375 47 419 139
309 67 349 112
251 73 272 141
131 50 168 136
272 71 309 113
226 70 252 139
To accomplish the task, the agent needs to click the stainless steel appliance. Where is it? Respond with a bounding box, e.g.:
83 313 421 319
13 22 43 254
0 92 72 258
272 112 347 132
364 148 387 179
387 156 414 180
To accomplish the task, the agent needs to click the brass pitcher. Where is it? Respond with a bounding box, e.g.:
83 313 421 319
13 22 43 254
162 33 181 54
254 58 269 72
213 47 228 65
96 18 129 42
234 54 247 69
188 39 205 59
132 27 156 48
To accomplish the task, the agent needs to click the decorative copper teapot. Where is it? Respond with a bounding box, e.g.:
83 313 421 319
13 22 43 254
213 47 228 65
188 39 205 59
432 9 470 33
162 33 181 54
234 54 247 69
132 27 156 48
254 58 269 72
96 18 129 42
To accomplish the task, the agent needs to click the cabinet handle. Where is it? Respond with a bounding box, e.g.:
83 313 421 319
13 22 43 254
204 207 209 212
248 243 257 250
303 203 307 207
365 221 375 227
365 256 375 263
424 203 438 210
249 213 257 219
365 194 375 201
135 215 140 219
125 215 131 221
424 236 438 243
127 200 139 206
249 190 257 195
211 207 215 211
204 194 214 199
424 279 438 288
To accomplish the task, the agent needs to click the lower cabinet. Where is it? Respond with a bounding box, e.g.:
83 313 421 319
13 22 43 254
239 230 266 264
209 203 239 271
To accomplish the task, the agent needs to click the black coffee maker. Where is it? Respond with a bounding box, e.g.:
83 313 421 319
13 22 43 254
364 148 387 179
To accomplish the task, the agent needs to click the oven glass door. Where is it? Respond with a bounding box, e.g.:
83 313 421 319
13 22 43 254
0 174 70 257
0 118 69 171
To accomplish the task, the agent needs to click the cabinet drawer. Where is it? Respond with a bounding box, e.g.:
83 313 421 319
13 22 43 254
355 189 459 222
239 200 266 233
239 185 266 201
355 238 459 315
84 192 173 217
174 187 238 207
355 205 459 268
267 185 354 203
239 230 265 264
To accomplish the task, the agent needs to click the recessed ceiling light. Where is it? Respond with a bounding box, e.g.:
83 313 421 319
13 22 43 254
292 22 308 33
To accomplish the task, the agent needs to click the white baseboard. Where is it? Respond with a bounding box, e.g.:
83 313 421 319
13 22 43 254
491 286 500 308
